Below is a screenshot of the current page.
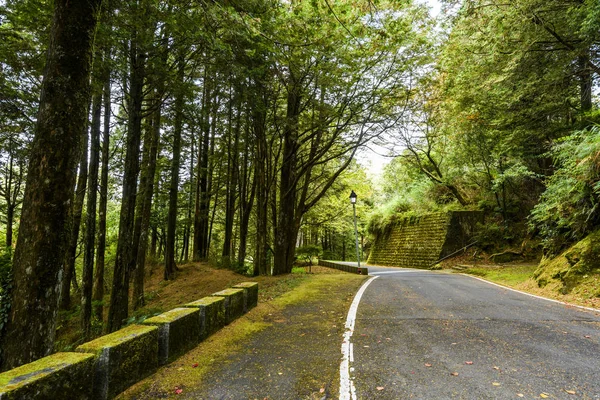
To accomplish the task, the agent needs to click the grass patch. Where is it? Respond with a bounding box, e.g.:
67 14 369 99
460 264 538 287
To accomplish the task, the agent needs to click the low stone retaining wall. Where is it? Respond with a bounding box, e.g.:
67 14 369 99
318 260 369 275
0 282 258 400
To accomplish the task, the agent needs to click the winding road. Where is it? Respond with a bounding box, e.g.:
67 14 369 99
341 266 600 399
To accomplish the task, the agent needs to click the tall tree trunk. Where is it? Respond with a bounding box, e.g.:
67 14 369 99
205 108 219 256
238 120 256 271
107 19 146 332
579 54 592 113
194 76 216 261
165 57 185 280
253 92 269 276
132 25 167 309
81 76 102 337
0 0 101 371
92 77 111 322
193 69 211 261
132 93 160 309
222 89 241 268
181 134 195 263
273 81 301 275
59 115 90 310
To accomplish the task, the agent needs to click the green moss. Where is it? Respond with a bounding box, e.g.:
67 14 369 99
212 288 244 324
185 297 223 307
534 230 600 295
76 324 158 354
0 353 94 387
0 352 95 399
232 282 258 289
76 324 159 399
143 308 198 324
212 288 243 296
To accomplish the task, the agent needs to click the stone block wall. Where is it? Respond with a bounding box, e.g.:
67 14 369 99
318 260 368 275
0 282 259 400
367 211 483 268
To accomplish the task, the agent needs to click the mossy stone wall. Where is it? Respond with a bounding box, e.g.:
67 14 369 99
76 324 159 400
0 282 260 400
233 282 259 312
212 288 244 324
318 260 368 275
143 307 201 365
367 211 483 268
184 296 226 338
0 352 95 400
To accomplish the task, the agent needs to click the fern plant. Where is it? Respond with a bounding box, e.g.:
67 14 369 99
530 125 600 255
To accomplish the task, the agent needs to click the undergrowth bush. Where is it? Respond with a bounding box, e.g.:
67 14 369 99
530 125 600 255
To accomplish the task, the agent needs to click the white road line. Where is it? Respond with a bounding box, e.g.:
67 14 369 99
462 274 600 313
339 275 379 400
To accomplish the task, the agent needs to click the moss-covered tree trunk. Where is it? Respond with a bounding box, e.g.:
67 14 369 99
59 123 89 311
0 0 102 371
132 92 161 309
273 81 301 275
82 72 102 338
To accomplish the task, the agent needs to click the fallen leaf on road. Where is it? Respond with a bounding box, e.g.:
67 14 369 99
192 363 198 368
377 387 384 391
450 372 459 376
584 335 591 339
565 390 576 395
364 345 369 348
493 366 500 370
540 393 549 398
278 372 283 375
319 388 325 393
492 382 500 386
425 363 432 367
175 388 183 394
465 361 473 365
517 394 524 398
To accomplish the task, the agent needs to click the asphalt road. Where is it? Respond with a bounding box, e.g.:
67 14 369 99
344 266 600 400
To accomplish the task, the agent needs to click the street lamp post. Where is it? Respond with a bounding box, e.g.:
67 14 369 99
349 190 361 274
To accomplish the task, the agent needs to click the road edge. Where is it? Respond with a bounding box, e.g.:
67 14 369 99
461 273 600 313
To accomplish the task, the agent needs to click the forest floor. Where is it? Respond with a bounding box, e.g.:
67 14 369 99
440 254 600 310
55 261 329 353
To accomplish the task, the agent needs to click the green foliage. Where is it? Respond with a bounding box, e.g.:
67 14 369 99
530 125 600 254
295 244 322 265
0 247 13 334
474 221 518 251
